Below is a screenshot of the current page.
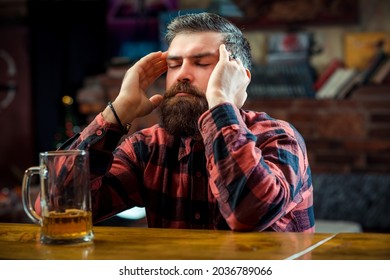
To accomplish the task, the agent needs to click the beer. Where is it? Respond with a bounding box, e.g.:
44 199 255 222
42 209 93 240
22 150 93 244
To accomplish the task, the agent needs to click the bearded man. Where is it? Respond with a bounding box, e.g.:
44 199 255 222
53 12 315 232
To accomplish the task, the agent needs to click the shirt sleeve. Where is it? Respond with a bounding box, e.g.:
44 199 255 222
58 113 140 222
198 102 311 231
60 113 123 178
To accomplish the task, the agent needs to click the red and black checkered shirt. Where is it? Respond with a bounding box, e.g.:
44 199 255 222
65 103 315 232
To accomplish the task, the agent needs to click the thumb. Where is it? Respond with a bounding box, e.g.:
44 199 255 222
149 94 164 109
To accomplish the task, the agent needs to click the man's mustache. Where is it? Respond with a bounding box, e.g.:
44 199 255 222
165 82 204 99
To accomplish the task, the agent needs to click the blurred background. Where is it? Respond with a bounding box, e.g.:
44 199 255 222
0 0 389 232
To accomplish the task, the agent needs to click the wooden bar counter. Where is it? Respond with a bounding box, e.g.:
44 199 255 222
0 223 389 260
298 232 390 260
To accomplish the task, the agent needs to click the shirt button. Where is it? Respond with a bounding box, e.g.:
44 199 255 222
194 213 201 220
196 171 202 177
96 129 103 136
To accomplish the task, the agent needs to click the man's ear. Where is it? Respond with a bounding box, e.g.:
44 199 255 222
245 69 251 81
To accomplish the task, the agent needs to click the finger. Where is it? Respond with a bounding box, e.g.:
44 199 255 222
140 56 167 88
234 57 250 77
221 44 236 61
137 52 167 75
141 54 167 71
219 44 230 62
236 57 243 66
143 60 167 78
139 51 165 64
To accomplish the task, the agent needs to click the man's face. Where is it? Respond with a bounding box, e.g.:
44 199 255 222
165 31 224 93
159 32 224 138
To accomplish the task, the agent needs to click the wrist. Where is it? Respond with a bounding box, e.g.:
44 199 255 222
206 89 227 109
103 102 132 133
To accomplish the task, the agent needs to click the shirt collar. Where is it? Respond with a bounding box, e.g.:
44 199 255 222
178 137 204 160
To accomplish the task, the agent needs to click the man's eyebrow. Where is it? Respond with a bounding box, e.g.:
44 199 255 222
166 56 182 61
167 52 217 61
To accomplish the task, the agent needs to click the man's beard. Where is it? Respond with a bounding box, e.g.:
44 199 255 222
159 82 209 138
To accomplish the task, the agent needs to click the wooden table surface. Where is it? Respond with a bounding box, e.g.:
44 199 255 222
297 232 390 260
0 223 389 260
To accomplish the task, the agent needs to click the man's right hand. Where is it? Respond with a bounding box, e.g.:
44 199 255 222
102 51 168 127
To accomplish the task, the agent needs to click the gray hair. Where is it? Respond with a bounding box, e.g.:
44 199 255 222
165 12 252 70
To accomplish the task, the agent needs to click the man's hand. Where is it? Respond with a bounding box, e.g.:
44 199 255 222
103 51 168 126
206 44 250 109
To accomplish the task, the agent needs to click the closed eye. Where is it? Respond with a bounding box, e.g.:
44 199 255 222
168 64 181 69
196 63 211 67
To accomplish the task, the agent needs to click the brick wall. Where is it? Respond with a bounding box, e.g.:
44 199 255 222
244 86 390 174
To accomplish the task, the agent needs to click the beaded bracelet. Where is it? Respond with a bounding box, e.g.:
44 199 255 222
107 101 131 133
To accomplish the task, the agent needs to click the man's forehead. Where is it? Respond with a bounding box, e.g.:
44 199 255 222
167 32 223 58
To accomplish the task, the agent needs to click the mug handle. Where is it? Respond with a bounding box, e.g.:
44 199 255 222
22 166 42 224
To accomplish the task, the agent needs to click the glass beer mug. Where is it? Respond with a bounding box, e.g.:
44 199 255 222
22 150 94 244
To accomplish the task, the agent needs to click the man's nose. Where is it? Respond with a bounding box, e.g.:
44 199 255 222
176 62 193 82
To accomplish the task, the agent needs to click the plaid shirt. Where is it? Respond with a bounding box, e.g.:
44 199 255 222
65 103 315 232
